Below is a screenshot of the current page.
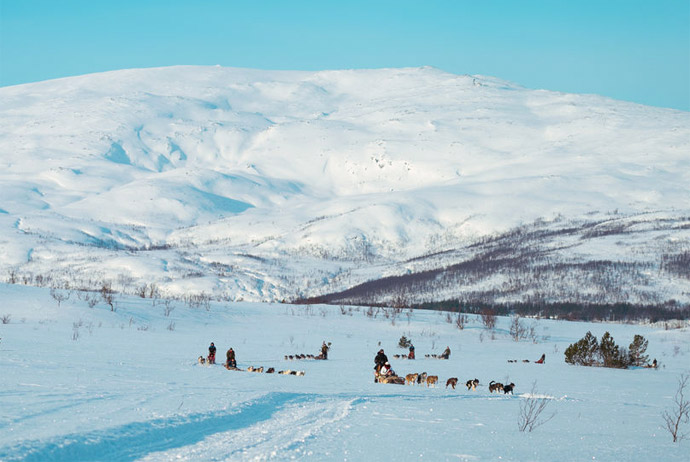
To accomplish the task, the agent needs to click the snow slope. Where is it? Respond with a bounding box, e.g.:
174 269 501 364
0 283 688 461
0 66 689 303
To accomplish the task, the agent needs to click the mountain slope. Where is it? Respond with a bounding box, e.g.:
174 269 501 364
1 65 688 304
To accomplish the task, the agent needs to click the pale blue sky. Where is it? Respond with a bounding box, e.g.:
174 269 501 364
1 0 688 110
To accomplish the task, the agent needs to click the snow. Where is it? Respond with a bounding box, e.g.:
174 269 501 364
0 283 688 460
0 66 688 303
0 66 689 457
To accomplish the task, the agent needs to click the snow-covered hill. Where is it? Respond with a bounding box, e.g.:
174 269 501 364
1 66 688 303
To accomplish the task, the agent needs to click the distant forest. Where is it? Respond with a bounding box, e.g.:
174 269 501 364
298 297 690 323
409 300 690 323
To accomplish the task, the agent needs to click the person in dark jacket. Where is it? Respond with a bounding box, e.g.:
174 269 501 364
320 341 330 360
208 342 217 364
440 346 451 359
374 349 388 372
226 347 236 368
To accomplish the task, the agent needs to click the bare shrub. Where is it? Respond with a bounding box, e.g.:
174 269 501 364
510 316 531 342
50 287 70 307
87 295 98 309
72 320 83 341
1 314 11 324
518 382 556 432
101 282 114 311
481 309 496 330
184 292 211 310
148 283 160 299
456 313 468 330
162 299 174 317
7 269 18 284
662 373 690 442
167 321 175 331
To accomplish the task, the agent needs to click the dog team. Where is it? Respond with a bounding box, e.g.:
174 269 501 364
198 341 328 376
284 341 331 361
398 373 515 393
375 347 525 393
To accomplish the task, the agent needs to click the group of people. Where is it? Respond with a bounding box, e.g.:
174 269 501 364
205 341 329 369
206 342 237 368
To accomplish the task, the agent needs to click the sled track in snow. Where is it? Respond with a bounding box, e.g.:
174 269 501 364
0 390 575 461
0 392 313 462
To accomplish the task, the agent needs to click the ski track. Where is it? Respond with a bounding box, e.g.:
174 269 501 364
0 391 535 462
138 396 355 461
0 392 314 462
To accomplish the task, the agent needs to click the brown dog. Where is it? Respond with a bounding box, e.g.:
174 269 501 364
446 377 458 389
405 373 419 385
426 375 439 387
489 381 504 393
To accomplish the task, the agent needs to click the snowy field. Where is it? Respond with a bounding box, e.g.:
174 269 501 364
0 283 688 461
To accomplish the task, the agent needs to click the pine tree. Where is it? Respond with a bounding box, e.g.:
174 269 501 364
628 334 649 367
599 332 627 368
564 331 599 366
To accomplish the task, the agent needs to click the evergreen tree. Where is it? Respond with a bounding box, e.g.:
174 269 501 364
564 331 599 366
599 332 627 368
628 334 649 367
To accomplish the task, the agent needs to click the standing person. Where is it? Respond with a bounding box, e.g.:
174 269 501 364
408 344 415 360
226 347 236 368
535 353 545 364
374 349 388 373
208 342 217 364
441 346 451 359
320 341 330 360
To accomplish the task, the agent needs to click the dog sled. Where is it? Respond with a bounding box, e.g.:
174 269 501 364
376 373 405 385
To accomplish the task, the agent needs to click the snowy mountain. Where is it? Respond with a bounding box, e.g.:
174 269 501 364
1 65 689 304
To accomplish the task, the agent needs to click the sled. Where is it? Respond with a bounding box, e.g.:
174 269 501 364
376 374 405 385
